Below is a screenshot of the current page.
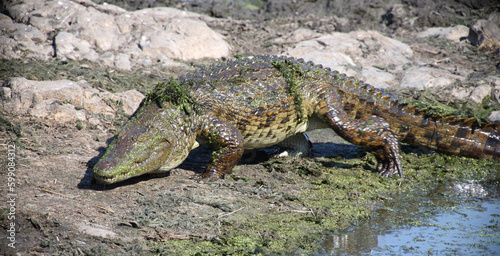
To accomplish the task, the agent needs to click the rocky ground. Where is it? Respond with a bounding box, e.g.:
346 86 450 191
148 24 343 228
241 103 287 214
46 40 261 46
1 0 499 255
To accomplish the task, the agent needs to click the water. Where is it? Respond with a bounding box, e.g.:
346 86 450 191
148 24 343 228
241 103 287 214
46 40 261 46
319 180 500 256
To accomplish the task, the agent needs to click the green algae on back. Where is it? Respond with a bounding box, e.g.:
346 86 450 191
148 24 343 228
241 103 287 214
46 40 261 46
141 78 204 115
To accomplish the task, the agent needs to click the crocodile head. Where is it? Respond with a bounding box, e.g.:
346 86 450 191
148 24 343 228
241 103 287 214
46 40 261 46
93 103 193 184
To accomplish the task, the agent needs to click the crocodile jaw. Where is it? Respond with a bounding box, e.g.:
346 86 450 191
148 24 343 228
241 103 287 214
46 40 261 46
93 136 171 184
93 103 190 184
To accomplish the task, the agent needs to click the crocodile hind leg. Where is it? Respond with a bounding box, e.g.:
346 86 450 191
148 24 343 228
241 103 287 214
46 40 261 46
318 89 402 177
329 113 402 176
197 117 245 181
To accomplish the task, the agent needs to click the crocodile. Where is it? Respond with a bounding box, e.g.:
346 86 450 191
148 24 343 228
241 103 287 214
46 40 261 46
93 55 500 184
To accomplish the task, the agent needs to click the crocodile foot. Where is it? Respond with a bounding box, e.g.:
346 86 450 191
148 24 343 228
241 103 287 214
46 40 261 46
192 169 225 182
372 133 402 177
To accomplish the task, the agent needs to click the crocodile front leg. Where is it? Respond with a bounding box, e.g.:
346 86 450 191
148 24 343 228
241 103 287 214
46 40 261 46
318 88 402 177
197 117 244 181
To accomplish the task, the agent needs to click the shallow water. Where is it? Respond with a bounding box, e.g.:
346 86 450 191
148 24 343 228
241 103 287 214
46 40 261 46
319 180 500 256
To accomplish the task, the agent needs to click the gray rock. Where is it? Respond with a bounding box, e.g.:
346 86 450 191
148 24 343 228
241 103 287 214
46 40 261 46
133 17 229 61
400 67 464 90
451 87 473 101
489 111 500 123
417 25 469 42
286 39 357 76
469 84 492 104
467 13 500 51
451 77 499 104
54 32 99 62
0 13 12 24
287 31 413 70
114 53 132 71
1 77 144 124
285 30 413 87
361 67 395 88
1 78 84 114
100 52 115 68
0 22 52 60
78 224 117 238
4 0 230 69
29 101 87 123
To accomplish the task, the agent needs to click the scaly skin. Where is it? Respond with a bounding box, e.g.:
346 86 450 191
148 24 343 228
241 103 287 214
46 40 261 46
93 56 500 184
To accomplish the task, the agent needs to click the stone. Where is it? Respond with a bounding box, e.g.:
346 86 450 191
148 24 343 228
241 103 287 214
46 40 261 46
78 224 117 238
417 25 469 42
469 84 492 104
114 53 132 71
0 13 13 24
286 39 357 76
29 102 87 123
467 13 500 51
285 30 413 83
100 52 115 68
1 78 83 114
1 77 144 124
4 0 230 69
134 18 230 61
400 67 464 90
0 22 52 60
54 32 99 62
361 67 395 88
489 111 500 122
73 5 125 52
451 87 473 102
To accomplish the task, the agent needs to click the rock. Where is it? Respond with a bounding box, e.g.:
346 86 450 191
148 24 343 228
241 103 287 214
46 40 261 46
491 77 500 104
29 102 87 123
287 30 413 70
0 78 84 114
4 0 230 69
0 22 52 60
100 52 115 68
451 86 473 102
0 13 12 24
489 111 500 122
417 25 469 42
54 32 99 62
134 17 230 61
361 67 395 88
286 38 357 76
114 53 132 71
285 30 413 86
400 67 464 90
78 224 117 238
0 77 144 124
467 12 500 51
469 84 492 104
88 89 145 116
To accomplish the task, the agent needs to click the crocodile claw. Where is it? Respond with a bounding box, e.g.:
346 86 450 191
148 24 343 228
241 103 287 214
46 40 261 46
372 134 402 177
192 169 225 182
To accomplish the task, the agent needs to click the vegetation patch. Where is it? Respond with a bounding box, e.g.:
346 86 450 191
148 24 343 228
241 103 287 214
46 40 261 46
141 78 203 115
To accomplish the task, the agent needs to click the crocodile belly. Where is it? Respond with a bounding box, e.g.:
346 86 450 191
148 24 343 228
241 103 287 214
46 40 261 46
224 104 306 149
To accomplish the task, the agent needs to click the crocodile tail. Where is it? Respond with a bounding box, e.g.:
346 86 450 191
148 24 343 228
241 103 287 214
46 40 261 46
335 76 500 161
376 99 500 161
